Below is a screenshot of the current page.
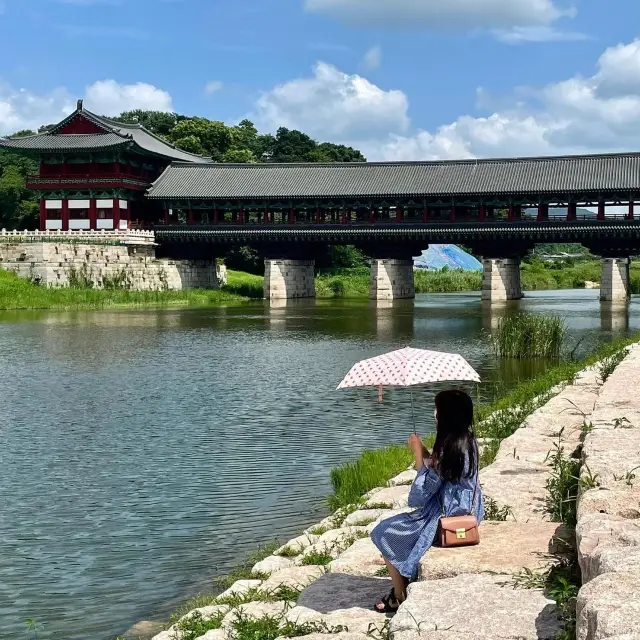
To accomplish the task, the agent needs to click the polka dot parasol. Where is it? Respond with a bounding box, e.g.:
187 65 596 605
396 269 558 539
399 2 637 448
336 347 481 390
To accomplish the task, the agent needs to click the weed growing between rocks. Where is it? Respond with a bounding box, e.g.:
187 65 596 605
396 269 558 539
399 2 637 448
172 610 225 640
482 497 514 521
300 550 334 566
216 586 302 607
598 347 629 383
545 442 580 527
228 611 346 640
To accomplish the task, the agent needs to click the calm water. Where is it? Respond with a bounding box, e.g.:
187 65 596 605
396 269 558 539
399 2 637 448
0 290 636 640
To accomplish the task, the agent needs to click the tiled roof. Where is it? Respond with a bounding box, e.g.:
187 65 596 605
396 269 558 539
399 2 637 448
0 107 206 163
147 153 640 200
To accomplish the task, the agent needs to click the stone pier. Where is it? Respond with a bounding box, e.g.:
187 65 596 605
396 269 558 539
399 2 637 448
369 258 414 300
263 259 315 300
600 257 630 302
481 258 522 302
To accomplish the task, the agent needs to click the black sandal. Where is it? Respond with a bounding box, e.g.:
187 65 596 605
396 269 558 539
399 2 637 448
374 588 400 613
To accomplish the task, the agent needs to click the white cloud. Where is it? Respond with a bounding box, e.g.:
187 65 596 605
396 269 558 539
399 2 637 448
493 26 588 44
305 0 574 31
252 62 409 140
0 80 173 135
84 80 173 115
204 80 224 96
362 45 382 70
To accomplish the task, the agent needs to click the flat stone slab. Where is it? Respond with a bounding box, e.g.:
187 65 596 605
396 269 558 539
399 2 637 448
260 566 326 592
252 555 294 576
577 572 640 640
390 574 561 640
284 634 370 640
329 538 385 577
215 579 262 602
179 605 229 623
578 486 640 521
419 522 573 580
275 533 320 556
285 605 388 635
388 470 417 486
221 601 287 629
582 428 640 489
480 458 551 522
343 509 391 527
363 486 409 509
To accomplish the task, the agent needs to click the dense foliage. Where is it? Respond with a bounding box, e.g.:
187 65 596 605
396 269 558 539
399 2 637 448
0 109 365 230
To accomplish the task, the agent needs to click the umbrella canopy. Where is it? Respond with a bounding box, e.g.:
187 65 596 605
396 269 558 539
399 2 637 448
337 347 481 390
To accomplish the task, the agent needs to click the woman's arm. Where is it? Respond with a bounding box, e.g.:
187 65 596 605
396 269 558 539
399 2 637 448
408 465 443 508
408 433 430 472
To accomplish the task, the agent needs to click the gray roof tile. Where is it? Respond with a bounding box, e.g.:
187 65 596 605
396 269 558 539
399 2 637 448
147 154 640 200
0 132 128 151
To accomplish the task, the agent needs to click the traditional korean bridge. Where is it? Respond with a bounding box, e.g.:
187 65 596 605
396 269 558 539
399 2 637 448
4 101 640 302
148 157 640 302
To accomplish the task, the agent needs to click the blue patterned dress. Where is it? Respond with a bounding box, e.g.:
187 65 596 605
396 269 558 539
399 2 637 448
370 459 484 579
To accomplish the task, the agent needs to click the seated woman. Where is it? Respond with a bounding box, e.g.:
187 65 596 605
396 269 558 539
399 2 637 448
371 389 484 613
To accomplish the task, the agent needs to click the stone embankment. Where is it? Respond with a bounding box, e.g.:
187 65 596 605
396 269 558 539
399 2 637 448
147 346 639 640
0 242 225 291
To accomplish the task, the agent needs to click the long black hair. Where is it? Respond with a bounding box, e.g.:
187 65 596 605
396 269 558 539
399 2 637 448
432 389 477 482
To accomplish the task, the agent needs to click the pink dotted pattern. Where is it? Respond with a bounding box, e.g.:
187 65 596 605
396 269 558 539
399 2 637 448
337 347 481 390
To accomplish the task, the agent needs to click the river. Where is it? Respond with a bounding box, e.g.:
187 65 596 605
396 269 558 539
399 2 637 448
0 289 636 640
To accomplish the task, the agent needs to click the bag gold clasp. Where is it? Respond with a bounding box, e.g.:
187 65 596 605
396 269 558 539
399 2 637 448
456 528 466 539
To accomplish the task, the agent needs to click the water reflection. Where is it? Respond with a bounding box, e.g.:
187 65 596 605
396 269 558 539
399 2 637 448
600 302 630 332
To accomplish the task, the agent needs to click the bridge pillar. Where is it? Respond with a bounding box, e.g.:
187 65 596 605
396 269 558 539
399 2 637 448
369 258 415 300
263 259 315 300
482 258 523 302
600 258 630 302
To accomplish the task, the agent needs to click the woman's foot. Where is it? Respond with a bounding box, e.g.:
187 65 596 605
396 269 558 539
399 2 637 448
374 588 402 614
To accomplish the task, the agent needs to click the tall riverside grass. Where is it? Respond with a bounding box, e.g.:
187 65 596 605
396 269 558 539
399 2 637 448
224 270 264 298
492 312 566 359
0 269 249 310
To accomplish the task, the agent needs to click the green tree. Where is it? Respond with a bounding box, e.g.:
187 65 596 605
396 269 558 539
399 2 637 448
222 148 256 163
168 118 233 159
11 130 37 138
112 110 185 137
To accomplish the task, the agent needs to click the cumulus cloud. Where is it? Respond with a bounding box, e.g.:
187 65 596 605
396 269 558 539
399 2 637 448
204 80 224 95
493 26 588 44
362 45 382 70
305 0 573 31
252 61 409 140
0 80 173 135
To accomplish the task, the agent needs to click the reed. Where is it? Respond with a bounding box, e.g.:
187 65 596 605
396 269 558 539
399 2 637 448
492 312 566 359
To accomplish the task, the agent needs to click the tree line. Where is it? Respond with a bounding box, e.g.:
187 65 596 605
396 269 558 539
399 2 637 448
0 110 366 230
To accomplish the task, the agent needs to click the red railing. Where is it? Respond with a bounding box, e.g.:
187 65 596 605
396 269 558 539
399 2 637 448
27 172 151 186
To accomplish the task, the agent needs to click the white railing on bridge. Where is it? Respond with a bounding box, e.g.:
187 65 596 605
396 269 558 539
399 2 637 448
0 229 156 245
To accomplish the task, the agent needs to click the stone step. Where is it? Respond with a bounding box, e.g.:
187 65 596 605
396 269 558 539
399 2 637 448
419 521 573 580
390 574 561 640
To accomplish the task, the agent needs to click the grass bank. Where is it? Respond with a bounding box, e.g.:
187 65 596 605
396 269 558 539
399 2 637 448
0 269 255 311
492 312 566 359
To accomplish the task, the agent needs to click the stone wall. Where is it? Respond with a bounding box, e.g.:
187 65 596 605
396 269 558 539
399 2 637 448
264 259 315 299
600 257 630 302
0 242 226 291
576 344 640 640
481 258 523 301
369 259 415 300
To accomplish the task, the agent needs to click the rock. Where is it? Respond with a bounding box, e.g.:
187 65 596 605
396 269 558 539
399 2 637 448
390 574 561 640
179 605 229 623
285 605 388 635
480 457 551 522
388 470 417 486
329 538 385 577
315 526 367 547
252 555 294 576
260 566 326 592
576 572 640 640
581 429 640 489
419 522 573 580
216 579 262 602
221 601 288 630
122 620 163 639
363 486 409 509
343 509 393 527
195 631 226 640
275 534 320 556
578 486 640 521
305 516 338 535
494 429 568 466
297 572 392 612
584 280 599 289
283 634 370 640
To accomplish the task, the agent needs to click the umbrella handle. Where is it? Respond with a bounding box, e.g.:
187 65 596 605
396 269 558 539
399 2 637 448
410 388 416 434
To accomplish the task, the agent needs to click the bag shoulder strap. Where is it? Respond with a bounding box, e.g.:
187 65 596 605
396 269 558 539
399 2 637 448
468 439 480 516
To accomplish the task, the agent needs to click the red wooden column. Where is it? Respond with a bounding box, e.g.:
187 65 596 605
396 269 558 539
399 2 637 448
537 203 548 222
478 204 486 222
423 205 429 223
507 204 515 221
450 205 457 223
264 206 270 224
89 198 97 230
567 202 577 221
628 200 635 220
213 207 219 224
317 207 323 225
396 206 403 223
39 199 46 231
164 208 170 224
61 199 70 231
368 205 375 224
238 207 245 224
288 207 295 225
597 200 605 221
112 199 120 230
187 209 195 225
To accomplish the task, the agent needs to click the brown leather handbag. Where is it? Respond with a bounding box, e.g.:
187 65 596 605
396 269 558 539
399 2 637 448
436 472 480 548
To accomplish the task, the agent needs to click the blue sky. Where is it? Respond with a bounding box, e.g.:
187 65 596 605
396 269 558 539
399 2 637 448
1 0 640 161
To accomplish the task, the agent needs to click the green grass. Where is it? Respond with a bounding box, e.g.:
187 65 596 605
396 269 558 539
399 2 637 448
492 312 566 359
0 268 249 310
300 550 334 566
328 436 435 511
172 610 226 640
224 270 264 299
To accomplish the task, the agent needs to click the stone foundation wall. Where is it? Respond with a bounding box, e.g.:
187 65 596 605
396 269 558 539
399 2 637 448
0 242 225 291
369 259 415 300
263 259 315 299
576 344 640 640
600 257 630 302
481 258 523 302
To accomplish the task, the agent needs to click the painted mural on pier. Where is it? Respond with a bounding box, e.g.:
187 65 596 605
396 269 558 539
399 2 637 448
414 245 482 272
